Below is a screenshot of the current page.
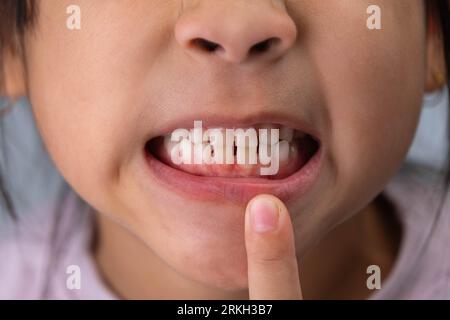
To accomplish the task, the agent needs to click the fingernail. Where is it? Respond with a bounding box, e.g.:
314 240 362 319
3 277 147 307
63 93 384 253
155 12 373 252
249 197 279 233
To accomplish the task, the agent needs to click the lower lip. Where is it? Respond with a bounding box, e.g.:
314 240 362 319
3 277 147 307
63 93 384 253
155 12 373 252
143 146 322 205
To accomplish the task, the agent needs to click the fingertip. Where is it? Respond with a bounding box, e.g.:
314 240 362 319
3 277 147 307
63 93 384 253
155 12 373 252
247 195 280 233
245 194 290 233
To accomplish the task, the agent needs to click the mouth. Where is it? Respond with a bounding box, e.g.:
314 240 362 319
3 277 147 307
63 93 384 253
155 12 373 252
143 120 322 204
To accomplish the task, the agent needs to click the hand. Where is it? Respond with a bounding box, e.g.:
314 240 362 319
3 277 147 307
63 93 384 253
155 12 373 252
245 194 303 300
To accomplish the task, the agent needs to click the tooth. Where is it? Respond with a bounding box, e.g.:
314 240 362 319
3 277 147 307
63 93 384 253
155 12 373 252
258 143 272 165
211 141 233 165
290 143 298 156
279 140 289 162
226 145 235 164
224 129 236 164
210 144 222 164
236 146 257 165
171 128 190 142
280 127 293 142
164 135 183 165
248 146 258 164
180 138 193 164
260 141 279 176
164 135 175 151
202 143 214 164
193 143 205 164
236 147 246 165
206 128 225 147
189 129 204 145
259 126 279 146
204 129 223 164
234 128 258 148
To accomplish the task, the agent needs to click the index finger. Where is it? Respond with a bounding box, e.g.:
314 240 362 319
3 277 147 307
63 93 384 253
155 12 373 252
245 194 302 300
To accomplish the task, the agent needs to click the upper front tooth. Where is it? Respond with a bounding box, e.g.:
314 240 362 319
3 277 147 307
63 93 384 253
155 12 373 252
234 128 258 148
206 128 225 147
189 129 204 145
280 127 294 142
193 143 205 164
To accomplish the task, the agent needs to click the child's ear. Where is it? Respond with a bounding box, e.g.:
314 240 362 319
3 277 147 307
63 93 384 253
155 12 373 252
1 45 27 98
425 3 447 92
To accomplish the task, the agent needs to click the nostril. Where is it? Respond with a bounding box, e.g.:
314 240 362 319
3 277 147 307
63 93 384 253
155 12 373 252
189 37 281 58
190 38 223 53
249 37 280 55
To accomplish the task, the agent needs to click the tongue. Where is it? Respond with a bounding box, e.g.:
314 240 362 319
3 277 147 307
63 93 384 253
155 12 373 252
148 137 314 179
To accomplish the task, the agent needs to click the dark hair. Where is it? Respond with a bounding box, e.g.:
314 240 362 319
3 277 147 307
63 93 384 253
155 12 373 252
0 1 449 219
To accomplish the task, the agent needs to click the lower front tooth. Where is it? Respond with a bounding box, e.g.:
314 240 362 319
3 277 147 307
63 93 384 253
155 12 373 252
193 143 204 164
202 143 213 165
210 143 232 164
236 146 257 165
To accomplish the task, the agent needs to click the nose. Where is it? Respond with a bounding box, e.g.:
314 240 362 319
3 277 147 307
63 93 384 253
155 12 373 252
175 0 297 64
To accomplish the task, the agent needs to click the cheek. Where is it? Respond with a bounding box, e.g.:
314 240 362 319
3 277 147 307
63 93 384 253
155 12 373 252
25 53 135 212
285 1 427 242
23 1 174 204
312 2 425 201
28 101 121 198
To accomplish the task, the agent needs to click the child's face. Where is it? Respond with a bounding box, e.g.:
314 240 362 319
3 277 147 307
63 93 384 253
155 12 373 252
20 0 435 289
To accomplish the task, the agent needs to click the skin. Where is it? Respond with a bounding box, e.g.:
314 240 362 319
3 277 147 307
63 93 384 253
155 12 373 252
2 0 447 299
